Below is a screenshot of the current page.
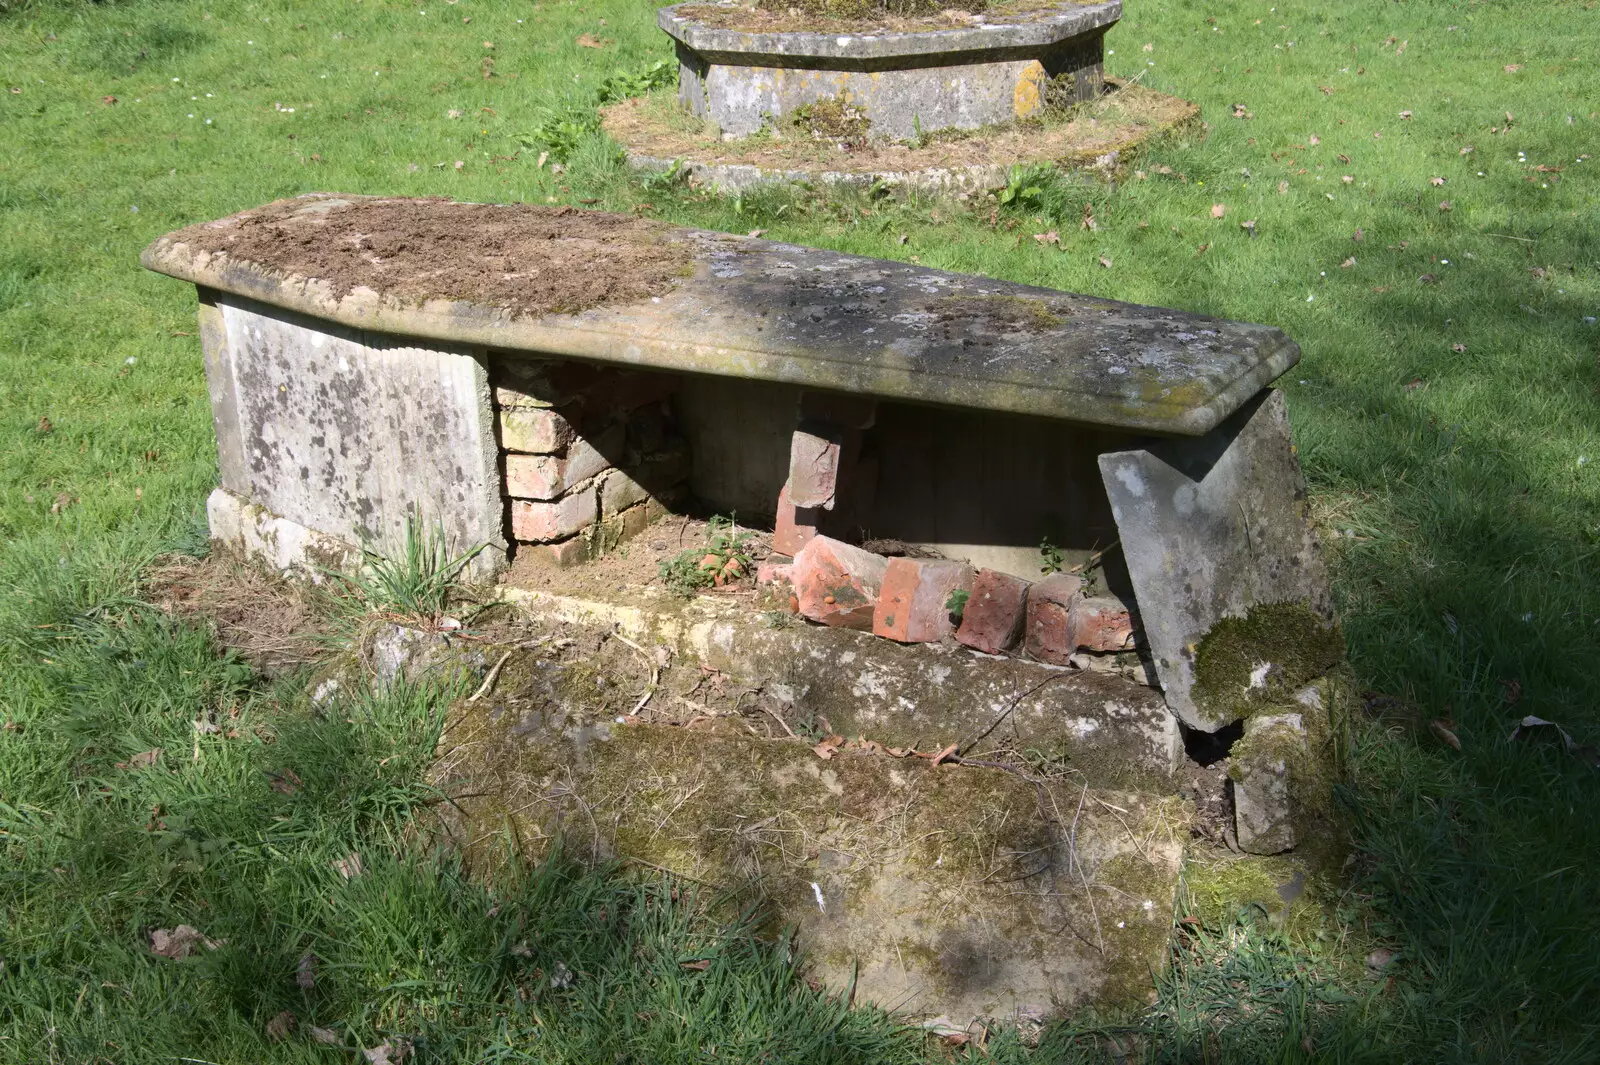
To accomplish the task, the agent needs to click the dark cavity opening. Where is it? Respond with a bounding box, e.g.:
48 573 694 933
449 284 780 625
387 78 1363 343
1181 717 1244 767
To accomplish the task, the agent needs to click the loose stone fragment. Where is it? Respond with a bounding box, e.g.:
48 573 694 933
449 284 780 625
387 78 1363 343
792 535 889 630
1230 712 1305 855
788 422 845 510
1069 594 1137 653
955 568 1032 654
1024 573 1085 665
873 558 974 644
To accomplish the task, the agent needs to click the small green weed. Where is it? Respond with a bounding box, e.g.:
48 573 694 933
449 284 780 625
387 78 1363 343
520 112 601 163
657 516 755 597
945 587 970 621
1039 535 1065 575
997 163 1057 213
597 59 676 104
643 158 692 191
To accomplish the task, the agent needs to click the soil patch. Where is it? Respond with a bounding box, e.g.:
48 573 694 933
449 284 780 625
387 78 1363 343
167 196 693 318
146 551 338 674
602 81 1197 173
676 0 1067 35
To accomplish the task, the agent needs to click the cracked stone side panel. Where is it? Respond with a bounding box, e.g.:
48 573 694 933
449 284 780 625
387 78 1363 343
207 486 362 578
197 286 249 494
217 296 507 574
1098 390 1332 732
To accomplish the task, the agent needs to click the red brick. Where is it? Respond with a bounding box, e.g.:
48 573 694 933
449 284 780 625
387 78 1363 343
873 558 974 643
500 408 575 454
955 569 1032 655
1024 574 1084 665
756 557 793 586
772 483 821 556
504 424 620 499
1069 595 1137 652
791 535 889 630
510 487 598 542
788 423 844 509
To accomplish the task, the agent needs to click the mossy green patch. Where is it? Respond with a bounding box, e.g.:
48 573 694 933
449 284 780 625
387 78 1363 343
1190 600 1344 724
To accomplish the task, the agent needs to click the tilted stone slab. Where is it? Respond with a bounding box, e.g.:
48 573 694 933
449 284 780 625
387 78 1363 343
142 195 1299 439
1098 390 1335 732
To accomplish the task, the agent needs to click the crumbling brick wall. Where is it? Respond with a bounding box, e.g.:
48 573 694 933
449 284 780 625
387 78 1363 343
491 354 689 565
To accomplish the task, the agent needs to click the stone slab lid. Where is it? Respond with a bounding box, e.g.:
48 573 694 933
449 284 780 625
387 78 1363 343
141 194 1298 437
659 1 1122 66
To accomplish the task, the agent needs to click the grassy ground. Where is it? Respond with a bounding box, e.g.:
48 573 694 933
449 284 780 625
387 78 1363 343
2 0 1598 1060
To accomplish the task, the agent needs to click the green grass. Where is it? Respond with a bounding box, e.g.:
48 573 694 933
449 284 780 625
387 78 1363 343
2 0 1598 1060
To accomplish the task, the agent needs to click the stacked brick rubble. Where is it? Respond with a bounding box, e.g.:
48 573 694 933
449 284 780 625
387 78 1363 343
761 389 1140 662
493 354 689 565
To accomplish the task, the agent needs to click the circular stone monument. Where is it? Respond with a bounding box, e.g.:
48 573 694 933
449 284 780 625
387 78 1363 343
660 0 1122 141
607 0 1197 197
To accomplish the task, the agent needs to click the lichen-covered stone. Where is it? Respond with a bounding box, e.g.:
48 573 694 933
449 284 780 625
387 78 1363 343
1229 713 1303 855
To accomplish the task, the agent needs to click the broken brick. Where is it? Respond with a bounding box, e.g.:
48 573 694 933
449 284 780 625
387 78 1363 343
756 557 793 586
1024 574 1084 665
873 558 974 643
791 535 889 630
510 486 598 542
955 568 1032 654
1069 595 1137 652
499 407 575 454
772 482 821 556
504 424 621 499
788 422 844 510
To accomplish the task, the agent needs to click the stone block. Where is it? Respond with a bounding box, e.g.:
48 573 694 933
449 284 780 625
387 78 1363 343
1069 594 1137 653
1024 573 1085 665
788 421 845 510
500 407 575 454
493 356 604 410
510 486 598 543
600 441 692 514
792 535 889 630
872 558 974 644
772 482 821 556
956 568 1031 655
1230 712 1305 855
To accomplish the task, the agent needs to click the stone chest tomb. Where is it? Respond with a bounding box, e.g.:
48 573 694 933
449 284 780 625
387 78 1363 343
144 194 1342 1023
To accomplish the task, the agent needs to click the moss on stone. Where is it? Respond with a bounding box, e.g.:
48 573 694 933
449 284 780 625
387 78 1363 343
1190 600 1344 723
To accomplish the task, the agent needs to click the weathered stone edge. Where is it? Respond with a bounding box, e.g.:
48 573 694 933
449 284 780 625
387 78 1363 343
659 0 1121 63
141 203 1300 439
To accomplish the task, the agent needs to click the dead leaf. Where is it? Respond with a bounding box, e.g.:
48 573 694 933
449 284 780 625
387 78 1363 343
35 416 53 434
1231 103 1252 119
1098 256 1112 269
1452 343 1467 353
149 924 220 959
1308 134 1321 145
929 743 959 766
447 108 463 119
1240 219 1257 236
679 958 712 971
1399 110 1413 120
364 1039 412 1065
1429 718 1462 751
575 33 612 48
333 853 364 880
1277 180 1289 194
297 952 318 989
812 734 844 760
1504 64 1523 73
1032 230 1060 245
1419 273 1438 283
267 768 302 795
1366 947 1395 974
8 87 20 95
1340 257 1357 268
117 748 162 771
1430 176 1446 186
1142 42 1153 52
1338 153 1351 164
1500 678 1523 704
1210 203 1226 219
1403 378 1426 391
266 1011 297 1043
102 95 117 105
1438 200 1453 212
1080 202 1097 231
1341 174 1354 183
50 493 74 514
1460 145 1475 155
1529 266 1547 280
1193 243 1210 257
308 1026 345 1046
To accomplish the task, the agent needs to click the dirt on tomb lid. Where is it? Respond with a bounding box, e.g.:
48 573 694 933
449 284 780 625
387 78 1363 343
164 196 693 318
601 81 1197 172
674 0 1073 35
